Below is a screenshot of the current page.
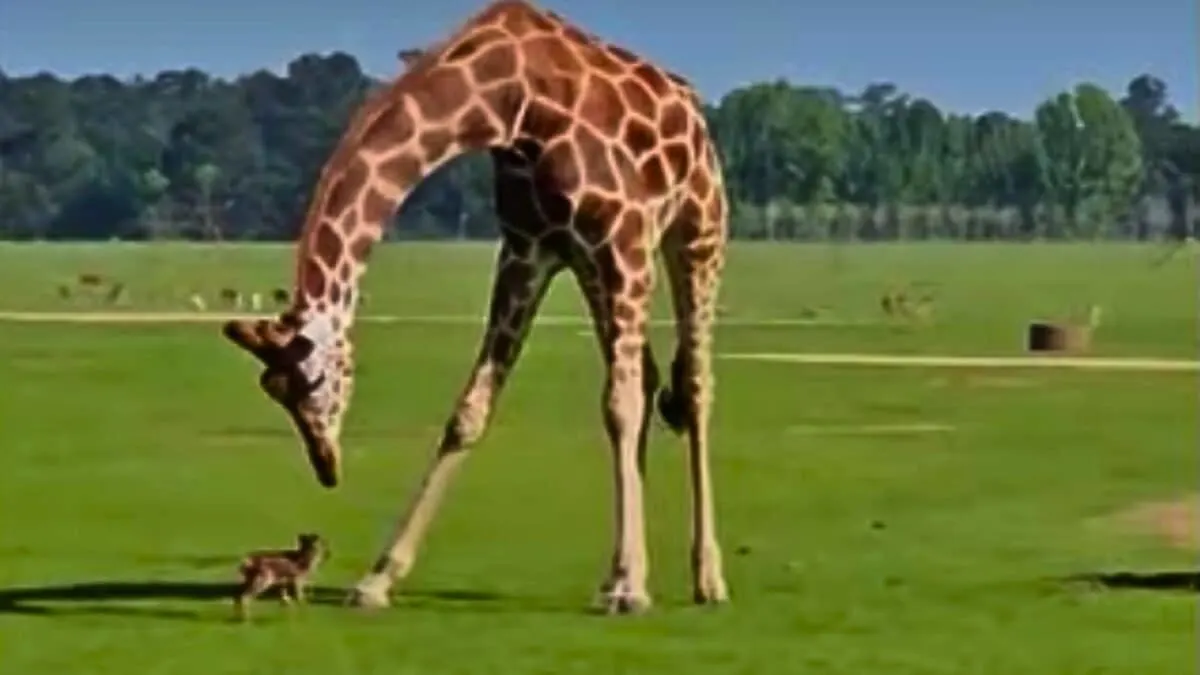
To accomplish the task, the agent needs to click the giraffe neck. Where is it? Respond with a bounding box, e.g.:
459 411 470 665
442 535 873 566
286 76 519 338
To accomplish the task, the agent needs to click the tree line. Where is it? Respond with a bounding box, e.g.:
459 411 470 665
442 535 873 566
1 52 1196 242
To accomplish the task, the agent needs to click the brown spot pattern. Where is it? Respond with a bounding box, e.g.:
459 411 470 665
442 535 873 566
301 259 326 297
377 154 422 188
662 142 692 184
639 156 668 194
324 160 369 217
575 125 617 193
619 79 656 118
573 193 622 247
521 100 574 140
525 36 580 73
538 141 582 194
621 118 658 158
418 129 455 160
348 235 374 262
659 101 690 139
361 189 395 223
470 44 520 83
459 107 502 147
577 76 624 137
632 64 670 97
578 49 625 77
413 68 471 121
313 223 343 267
360 103 416 152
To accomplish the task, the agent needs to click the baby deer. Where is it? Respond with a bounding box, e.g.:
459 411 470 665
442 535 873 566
233 533 328 620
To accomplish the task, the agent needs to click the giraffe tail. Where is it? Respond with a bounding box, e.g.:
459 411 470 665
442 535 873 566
635 344 672 478
655 352 689 436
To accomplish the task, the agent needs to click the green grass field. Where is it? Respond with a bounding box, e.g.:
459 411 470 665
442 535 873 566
0 242 1195 674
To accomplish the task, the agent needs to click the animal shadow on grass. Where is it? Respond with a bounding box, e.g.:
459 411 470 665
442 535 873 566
0 581 510 622
1060 570 1200 593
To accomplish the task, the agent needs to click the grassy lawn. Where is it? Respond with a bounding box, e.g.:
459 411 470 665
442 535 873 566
0 242 1194 674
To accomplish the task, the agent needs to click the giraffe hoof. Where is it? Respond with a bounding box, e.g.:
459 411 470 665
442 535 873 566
596 581 652 615
345 585 391 610
693 570 730 606
692 583 730 606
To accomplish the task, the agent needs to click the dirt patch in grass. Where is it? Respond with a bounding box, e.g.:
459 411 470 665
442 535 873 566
927 374 1043 389
785 422 955 437
1107 494 1200 551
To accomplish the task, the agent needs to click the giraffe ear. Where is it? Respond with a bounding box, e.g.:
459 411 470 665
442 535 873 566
222 319 313 366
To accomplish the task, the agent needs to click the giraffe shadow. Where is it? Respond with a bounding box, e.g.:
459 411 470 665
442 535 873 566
1059 570 1200 593
0 580 514 621
200 425 421 444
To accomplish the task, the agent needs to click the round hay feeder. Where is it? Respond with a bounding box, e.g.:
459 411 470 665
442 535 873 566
1026 322 1090 354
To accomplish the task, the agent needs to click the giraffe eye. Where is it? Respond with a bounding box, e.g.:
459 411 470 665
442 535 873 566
258 368 325 404
259 369 291 402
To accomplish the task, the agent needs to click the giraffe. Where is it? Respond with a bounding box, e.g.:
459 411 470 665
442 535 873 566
220 0 729 614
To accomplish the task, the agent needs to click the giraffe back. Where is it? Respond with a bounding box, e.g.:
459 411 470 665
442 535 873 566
393 1 719 209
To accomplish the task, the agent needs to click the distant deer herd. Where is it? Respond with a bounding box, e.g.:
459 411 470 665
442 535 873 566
51 271 1098 354
55 272 370 313
187 287 293 312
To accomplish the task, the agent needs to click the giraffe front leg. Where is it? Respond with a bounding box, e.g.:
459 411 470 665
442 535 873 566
347 240 559 609
598 355 653 615
576 254 655 615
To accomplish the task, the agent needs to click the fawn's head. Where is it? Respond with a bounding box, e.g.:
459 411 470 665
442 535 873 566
296 532 329 563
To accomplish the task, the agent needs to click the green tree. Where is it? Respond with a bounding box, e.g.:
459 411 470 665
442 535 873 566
1035 83 1143 237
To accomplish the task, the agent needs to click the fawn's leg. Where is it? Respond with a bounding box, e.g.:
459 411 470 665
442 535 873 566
233 571 275 621
292 577 308 604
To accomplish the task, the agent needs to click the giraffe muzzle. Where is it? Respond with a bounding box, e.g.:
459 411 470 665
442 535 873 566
305 436 341 489
288 409 341 489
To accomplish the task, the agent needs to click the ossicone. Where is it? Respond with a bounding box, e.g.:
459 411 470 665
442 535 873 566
397 48 425 68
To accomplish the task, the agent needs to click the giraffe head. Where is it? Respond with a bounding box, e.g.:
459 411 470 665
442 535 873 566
222 315 347 488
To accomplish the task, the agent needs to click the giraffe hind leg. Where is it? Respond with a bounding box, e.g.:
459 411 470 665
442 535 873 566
660 219 730 606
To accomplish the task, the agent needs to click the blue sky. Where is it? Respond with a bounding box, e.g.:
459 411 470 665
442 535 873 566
1 0 1195 120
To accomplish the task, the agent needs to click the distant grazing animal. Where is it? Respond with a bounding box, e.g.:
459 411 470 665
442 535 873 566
218 288 243 309
881 285 936 324
880 289 904 317
188 293 208 311
219 0 731 615
233 533 328 620
106 282 127 305
271 288 290 306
